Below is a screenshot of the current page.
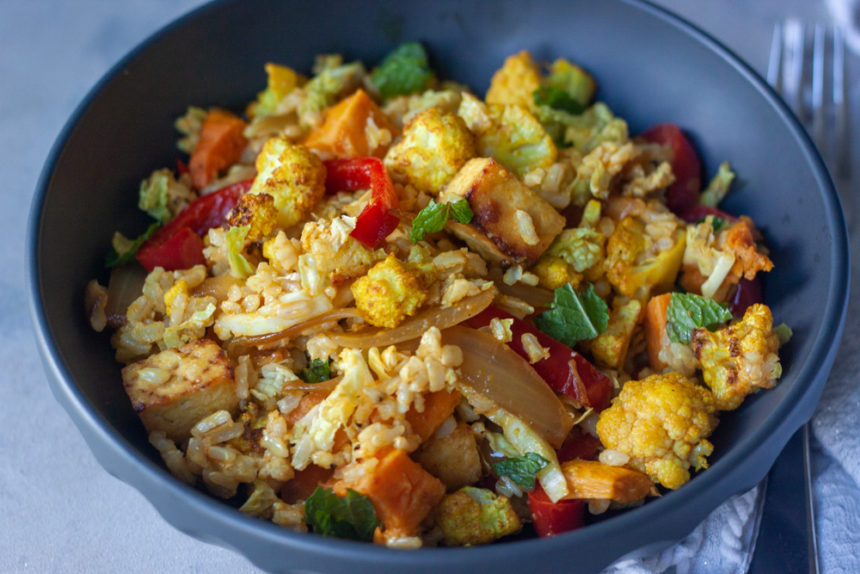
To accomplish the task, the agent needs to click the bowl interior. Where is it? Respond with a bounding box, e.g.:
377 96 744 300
31 1 848 572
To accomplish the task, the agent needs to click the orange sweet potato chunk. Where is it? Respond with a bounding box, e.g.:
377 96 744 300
303 89 396 158
643 293 672 371
337 449 445 536
405 389 462 442
189 109 247 189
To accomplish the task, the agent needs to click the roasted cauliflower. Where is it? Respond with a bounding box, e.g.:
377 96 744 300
228 192 279 243
435 487 522 546
384 106 475 194
596 372 718 490
478 104 557 177
485 50 541 109
248 138 326 229
351 255 428 328
691 303 782 411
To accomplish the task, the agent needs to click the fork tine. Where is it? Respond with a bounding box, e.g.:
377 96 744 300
783 19 806 120
833 27 851 179
811 25 826 148
767 22 783 91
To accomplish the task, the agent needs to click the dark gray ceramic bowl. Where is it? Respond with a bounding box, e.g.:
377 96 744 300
29 0 849 572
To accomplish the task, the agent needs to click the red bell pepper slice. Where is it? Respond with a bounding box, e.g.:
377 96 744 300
466 306 614 411
528 484 585 537
555 428 602 463
641 124 702 216
136 179 252 271
323 157 399 248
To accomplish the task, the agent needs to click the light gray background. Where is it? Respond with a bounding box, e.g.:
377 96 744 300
4 1 856 572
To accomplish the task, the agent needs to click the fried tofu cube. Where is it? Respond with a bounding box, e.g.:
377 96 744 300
351 255 427 328
415 422 482 491
122 339 237 443
444 158 565 263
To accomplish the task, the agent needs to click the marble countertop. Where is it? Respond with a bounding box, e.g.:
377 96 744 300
4 1 855 572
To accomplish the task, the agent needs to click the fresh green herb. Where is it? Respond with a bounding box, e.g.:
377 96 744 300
105 223 160 268
545 59 596 108
532 86 585 115
666 292 733 344
226 225 254 279
534 283 609 347
410 199 473 242
699 161 736 207
370 42 434 101
694 215 727 232
304 487 380 541
774 322 793 345
492 453 549 491
300 358 332 383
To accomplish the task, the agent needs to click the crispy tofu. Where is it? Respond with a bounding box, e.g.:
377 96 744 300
122 339 237 443
415 422 482 491
444 158 565 263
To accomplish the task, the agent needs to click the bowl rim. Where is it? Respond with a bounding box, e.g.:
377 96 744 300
27 0 850 571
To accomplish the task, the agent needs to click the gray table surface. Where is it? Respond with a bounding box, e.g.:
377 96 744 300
4 1 856 572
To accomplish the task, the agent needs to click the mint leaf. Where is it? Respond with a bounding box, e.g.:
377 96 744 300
304 487 380 541
370 42 434 101
105 222 160 268
666 292 732 344
533 86 585 115
300 358 332 383
534 283 609 347
492 453 549 491
449 198 474 224
410 199 473 242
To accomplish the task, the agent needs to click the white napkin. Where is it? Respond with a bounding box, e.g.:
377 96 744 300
827 0 860 54
604 485 764 574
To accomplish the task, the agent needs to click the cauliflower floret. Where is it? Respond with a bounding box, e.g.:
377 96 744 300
691 303 782 411
530 256 582 290
605 211 686 299
382 89 463 129
351 255 428 328
596 372 718 490
228 192 279 243
485 50 541 110
384 107 475 194
435 487 522 546
478 104 557 177
249 138 326 228
300 215 386 284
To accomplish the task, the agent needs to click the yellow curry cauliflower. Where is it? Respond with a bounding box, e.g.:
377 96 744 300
228 192 279 243
352 254 428 328
597 372 718 490
691 303 781 411
485 50 541 109
384 106 475 194
249 137 326 228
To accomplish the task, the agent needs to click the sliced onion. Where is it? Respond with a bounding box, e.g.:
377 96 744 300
493 280 553 310
105 264 147 327
193 274 242 301
326 288 496 349
282 375 342 394
444 325 573 449
228 308 362 356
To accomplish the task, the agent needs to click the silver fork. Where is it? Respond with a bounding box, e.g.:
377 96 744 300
758 19 852 574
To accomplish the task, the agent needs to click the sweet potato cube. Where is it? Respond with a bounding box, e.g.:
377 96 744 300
561 459 652 503
644 293 672 371
444 158 564 263
405 389 462 442
338 449 446 536
303 89 396 158
122 339 237 443
189 109 247 189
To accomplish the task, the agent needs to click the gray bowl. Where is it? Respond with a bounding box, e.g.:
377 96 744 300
28 0 849 572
